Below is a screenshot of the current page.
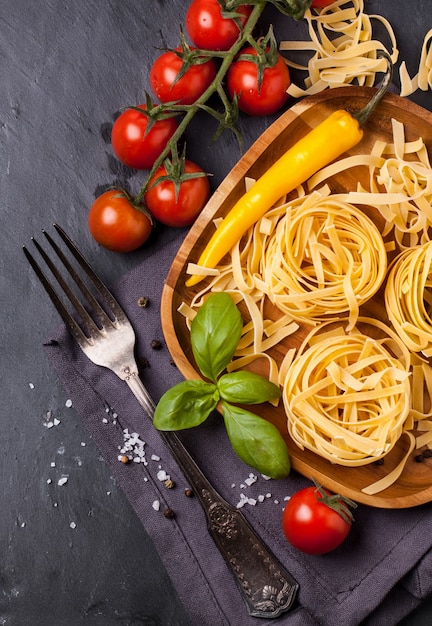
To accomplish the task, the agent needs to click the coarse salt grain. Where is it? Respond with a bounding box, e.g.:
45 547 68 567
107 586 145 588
151 454 160 461
65 399 72 408
245 474 257 487
58 476 68 486
152 500 160 511
157 470 170 482
29 383 34 389
236 493 248 508
120 429 147 463
53 418 61 426
70 522 76 529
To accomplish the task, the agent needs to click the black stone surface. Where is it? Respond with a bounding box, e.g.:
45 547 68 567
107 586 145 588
2 1 432 624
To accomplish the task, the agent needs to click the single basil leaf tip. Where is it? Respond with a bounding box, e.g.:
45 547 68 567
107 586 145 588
222 402 290 479
154 379 218 431
218 371 281 404
191 292 243 381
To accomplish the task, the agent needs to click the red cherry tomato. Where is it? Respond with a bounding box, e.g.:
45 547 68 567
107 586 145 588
226 47 290 116
311 0 335 7
111 105 178 170
150 48 217 105
88 190 153 252
186 0 252 51
144 160 210 227
282 484 355 555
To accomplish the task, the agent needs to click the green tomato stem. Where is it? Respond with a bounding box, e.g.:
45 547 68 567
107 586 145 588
133 1 267 205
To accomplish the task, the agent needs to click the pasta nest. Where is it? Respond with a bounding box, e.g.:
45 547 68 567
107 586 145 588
385 240 432 357
259 195 387 328
283 322 411 466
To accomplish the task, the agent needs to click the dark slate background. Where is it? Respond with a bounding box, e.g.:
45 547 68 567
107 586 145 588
2 0 432 624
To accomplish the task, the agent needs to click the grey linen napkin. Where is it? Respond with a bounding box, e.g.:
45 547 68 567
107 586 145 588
44 232 432 626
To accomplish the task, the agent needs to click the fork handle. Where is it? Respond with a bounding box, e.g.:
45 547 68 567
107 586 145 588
125 371 299 619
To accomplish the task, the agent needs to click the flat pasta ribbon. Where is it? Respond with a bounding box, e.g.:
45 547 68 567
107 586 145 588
283 320 411 466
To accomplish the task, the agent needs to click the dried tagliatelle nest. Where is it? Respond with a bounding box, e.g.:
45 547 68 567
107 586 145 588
259 191 387 329
385 240 432 357
282 319 412 468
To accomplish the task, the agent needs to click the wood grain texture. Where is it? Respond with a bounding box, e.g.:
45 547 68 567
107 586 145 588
162 86 432 509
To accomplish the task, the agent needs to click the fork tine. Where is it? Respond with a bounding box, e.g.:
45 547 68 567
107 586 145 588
53 224 128 323
29 233 105 341
41 229 115 333
23 243 89 345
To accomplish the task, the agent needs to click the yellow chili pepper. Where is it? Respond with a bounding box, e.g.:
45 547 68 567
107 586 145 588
186 52 392 289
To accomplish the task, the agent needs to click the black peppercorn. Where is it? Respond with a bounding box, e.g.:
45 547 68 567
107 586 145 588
137 356 150 369
163 507 175 519
151 339 162 350
184 488 194 497
415 454 425 463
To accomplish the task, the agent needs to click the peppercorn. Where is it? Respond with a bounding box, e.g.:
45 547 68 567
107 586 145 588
164 478 175 489
137 356 150 369
415 454 425 463
163 507 175 519
184 488 193 497
151 339 162 350
119 455 130 464
423 449 432 458
137 296 150 308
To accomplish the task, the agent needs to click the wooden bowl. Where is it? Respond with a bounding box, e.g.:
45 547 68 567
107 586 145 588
161 86 432 508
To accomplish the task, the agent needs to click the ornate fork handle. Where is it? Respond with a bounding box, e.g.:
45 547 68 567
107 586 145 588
126 370 299 619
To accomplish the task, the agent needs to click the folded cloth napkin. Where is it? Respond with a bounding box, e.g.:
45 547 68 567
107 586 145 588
44 231 432 626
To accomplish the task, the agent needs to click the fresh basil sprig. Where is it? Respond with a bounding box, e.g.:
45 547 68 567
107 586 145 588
154 292 290 479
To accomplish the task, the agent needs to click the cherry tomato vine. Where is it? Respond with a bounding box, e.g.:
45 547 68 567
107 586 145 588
90 0 317 250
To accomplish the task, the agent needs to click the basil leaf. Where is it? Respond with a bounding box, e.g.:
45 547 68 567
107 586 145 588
221 402 290 479
191 292 243 382
154 380 219 431
218 371 281 404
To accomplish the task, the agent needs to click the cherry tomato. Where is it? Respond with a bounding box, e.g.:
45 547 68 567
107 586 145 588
282 484 355 555
144 160 210 227
111 105 178 170
226 47 291 116
88 190 153 252
186 0 252 51
150 48 217 105
311 0 335 7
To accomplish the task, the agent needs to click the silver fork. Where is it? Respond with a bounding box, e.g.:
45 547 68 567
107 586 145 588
23 224 299 619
